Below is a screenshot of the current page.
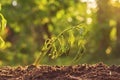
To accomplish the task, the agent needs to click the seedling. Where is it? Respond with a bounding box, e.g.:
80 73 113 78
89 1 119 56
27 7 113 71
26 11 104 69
34 24 88 65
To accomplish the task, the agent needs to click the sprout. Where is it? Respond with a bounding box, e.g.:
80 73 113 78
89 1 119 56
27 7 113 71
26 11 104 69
34 24 87 65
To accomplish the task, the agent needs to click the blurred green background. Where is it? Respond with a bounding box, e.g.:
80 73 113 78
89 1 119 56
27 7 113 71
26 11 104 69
0 0 120 66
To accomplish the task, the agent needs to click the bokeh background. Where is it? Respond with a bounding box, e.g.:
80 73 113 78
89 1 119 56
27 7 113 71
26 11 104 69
0 0 120 66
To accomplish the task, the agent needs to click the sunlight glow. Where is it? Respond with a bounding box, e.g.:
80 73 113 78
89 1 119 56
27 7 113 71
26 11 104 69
88 2 97 8
106 47 112 55
81 0 95 2
112 0 120 2
86 9 91 14
110 27 117 41
87 18 92 24
111 0 120 7
12 0 17 7
81 0 97 8
67 17 72 22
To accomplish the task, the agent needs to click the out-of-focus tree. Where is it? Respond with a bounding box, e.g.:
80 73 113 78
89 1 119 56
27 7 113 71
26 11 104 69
95 0 112 59
110 0 120 58
86 0 112 62
87 0 120 64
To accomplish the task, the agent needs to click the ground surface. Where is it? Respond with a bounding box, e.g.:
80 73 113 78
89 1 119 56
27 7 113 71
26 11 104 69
0 63 120 80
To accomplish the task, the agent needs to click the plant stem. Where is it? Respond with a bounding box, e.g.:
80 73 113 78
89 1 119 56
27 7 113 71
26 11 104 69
33 25 82 65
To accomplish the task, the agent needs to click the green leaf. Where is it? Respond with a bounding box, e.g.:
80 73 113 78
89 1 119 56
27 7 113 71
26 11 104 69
68 30 75 46
0 10 7 48
0 13 7 32
0 36 5 48
0 4 1 11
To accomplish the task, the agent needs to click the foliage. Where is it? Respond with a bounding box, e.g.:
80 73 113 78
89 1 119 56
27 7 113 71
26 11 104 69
34 24 87 65
0 4 6 48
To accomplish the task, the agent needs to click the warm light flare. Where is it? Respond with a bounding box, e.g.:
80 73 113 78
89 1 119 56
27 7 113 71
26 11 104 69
106 47 112 55
110 0 120 7
81 0 97 8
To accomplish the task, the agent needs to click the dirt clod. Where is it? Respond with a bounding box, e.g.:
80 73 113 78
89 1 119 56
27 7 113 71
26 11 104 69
0 63 120 80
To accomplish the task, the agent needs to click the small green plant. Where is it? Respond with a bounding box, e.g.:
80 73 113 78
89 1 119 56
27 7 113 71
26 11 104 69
0 4 7 48
34 24 88 65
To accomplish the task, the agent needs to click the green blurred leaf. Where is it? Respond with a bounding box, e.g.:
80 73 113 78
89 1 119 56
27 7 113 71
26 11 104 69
0 13 7 32
0 4 1 11
0 36 5 48
0 8 7 48
68 30 75 46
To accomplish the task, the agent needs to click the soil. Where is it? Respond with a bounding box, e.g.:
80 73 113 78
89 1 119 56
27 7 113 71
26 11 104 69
0 63 120 80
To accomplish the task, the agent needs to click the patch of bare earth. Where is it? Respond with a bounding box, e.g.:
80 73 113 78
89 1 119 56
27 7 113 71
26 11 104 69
0 63 120 80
